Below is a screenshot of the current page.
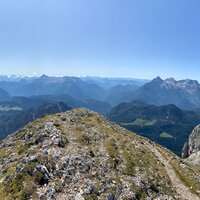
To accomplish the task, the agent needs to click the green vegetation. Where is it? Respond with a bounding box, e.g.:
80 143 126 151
0 106 22 112
171 162 200 195
0 148 7 158
122 151 136 176
75 131 90 145
13 141 29 155
158 146 200 195
105 139 118 168
121 118 156 126
105 139 118 158
55 179 62 193
159 132 174 139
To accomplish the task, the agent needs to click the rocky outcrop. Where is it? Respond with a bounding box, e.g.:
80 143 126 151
182 125 200 165
0 108 200 199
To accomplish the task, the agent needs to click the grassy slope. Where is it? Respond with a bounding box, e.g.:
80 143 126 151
0 109 199 199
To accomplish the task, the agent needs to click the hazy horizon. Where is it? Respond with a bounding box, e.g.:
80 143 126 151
1 74 200 83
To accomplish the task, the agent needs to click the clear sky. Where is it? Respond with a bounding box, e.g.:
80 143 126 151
0 0 200 80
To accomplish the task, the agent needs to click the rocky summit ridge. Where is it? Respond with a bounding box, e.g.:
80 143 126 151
0 108 200 200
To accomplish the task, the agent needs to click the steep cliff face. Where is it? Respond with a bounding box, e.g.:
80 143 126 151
0 109 200 200
182 125 200 165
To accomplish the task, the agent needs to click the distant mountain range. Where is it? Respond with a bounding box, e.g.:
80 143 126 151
0 75 37 82
0 75 147 101
125 77 200 109
0 75 150 107
0 75 105 100
81 76 149 88
108 100 200 156
0 75 200 112
2 75 200 110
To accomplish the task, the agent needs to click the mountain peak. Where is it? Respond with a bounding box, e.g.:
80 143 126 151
161 78 200 94
152 76 163 82
39 74 49 79
0 108 200 199
164 77 176 82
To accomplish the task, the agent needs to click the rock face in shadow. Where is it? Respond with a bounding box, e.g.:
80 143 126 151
0 108 200 199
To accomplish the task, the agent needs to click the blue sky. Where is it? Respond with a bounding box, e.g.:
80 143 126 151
0 0 200 80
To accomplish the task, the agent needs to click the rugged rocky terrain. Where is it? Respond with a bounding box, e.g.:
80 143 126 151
0 109 200 199
125 77 200 109
182 124 200 165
